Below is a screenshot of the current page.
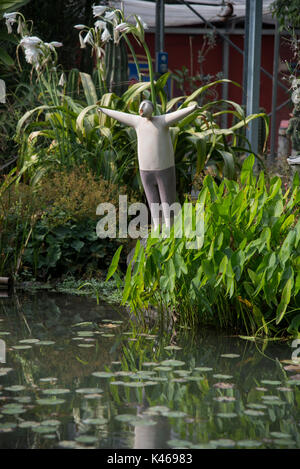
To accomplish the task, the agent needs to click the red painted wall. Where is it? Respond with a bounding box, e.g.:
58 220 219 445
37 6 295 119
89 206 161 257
132 31 295 153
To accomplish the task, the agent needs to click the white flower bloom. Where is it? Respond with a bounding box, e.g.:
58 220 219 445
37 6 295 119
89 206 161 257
4 12 17 34
49 41 63 48
94 20 106 31
115 22 130 33
92 5 107 17
104 11 116 21
58 73 66 86
17 17 25 36
83 30 94 46
20 36 43 68
136 16 148 30
74 24 86 30
79 33 86 48
96 46 105 59
101 27 111 43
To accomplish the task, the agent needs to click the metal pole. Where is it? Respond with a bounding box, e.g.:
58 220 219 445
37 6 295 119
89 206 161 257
270 21 280 159
246 0 262 156
155 1 165 54
242 0 250 107
222 23 229 128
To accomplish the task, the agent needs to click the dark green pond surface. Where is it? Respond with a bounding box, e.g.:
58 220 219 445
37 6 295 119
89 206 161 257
0 291 300 449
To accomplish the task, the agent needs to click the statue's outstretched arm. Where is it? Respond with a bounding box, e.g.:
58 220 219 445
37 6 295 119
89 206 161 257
163 103 197 126
98 107 139 128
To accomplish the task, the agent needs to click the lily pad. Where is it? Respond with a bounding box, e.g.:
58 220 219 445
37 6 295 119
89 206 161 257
42 388 70 395
160 360 185 367
164 345 182 350
273 439 296 447
261 395 281 401
209 439 236 448
194 367 213 372
35 341 55 346
261 380 282 386
19 421 40 428
142 362 158 367
154 366 173 372
83 393 102 399
32 425 57 434
82 418 107 425
92 371 115 378
217 412 238 418
77 344 95 348
167 439 191 448
12 345 32 350
36 398 65 406
2 406 26 415
0 422 17 431
0 368 13 376
75 388 103 394
19 339 40 344
5 385 26 392
75 435 98 444
76 331 95 337
115 414 137 422
246 403 267 410
270 432 291 439
237 440 262 448
243 409 265 416
213 374 233 380
162 411 187 418
58 440 81 448
220 354 240 358
40 377 58 383
41 419 61 426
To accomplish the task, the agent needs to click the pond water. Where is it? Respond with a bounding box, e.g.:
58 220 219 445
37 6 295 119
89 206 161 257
0 291 300 449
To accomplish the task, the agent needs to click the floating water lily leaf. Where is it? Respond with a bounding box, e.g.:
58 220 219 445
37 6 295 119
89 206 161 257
110 381 125 386
261 380 282 386
277 387 292 392
174 370 191 376
154 366 173 372
213 374 233 380
40 377 58 383
5 385 26 392
19 339 40 344
19 421 40 428
194 367 213 372
115 414 137 422
75 388 103 394
144 406 170 414
123 382 145 387
270 431 291 439
287 379 300 386
82 418 107 425
72 322 94 328
84 393 102 399
143 381 159 386
92 371 115 378
213 396 236 402
255 387 268 392
0 422 17 431
160 360 185 367
42 388 70 395
261 395 281 401
35 341 55 346
36 398 65 405
75 435 98 444
272 439 296 446
220 354 240 358
116 371 134 377
162 411 187 418
101 334 115 338
0 332 10 336
13 396 31 404
191 443 217 449
41 419 61 426
164 345 182 350
58 440 81 448
0 368 13 376
33 425 57 434
237 440 262 448
2 406 26 415
243 409 265 416
213 382 234 389
76 331 94 337
12 345 32 350
209 439 236 448
217 412 238 418
186 376 205 381
167 439 191 448
246 403 267 410
77 344 94 348
142 362 158 367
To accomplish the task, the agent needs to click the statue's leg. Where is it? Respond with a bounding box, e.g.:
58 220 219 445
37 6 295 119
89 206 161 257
156 166 177 228
139 170 161 230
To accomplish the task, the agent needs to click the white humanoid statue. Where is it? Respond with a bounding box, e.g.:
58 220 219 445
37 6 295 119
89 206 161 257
98 100 197 230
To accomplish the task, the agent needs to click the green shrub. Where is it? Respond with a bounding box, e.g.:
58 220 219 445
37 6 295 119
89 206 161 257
108 155 300 337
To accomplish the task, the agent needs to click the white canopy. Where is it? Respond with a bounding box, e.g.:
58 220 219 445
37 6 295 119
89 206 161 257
110 0 275 28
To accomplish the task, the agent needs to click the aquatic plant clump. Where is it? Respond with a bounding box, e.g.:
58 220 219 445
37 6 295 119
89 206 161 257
108 154 300 336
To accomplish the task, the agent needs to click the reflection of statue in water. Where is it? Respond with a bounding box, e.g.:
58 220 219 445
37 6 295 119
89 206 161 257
98 101 197 230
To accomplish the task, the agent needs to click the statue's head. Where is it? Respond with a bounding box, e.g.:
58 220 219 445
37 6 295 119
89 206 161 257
139 100 154 118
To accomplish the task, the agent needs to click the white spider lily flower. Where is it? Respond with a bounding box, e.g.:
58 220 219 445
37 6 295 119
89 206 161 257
95 46 105 59
94 20 106 31
45 41 63 50
83 30 94 46
92 5 107 17
136 15 148 30
115 22 130 33
58 73 66 87
79 32 86 48
104 10 116 21
17 16 25 36
101 27 111 43
20 36 43 67
74 24 86 30
3 12 17 34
